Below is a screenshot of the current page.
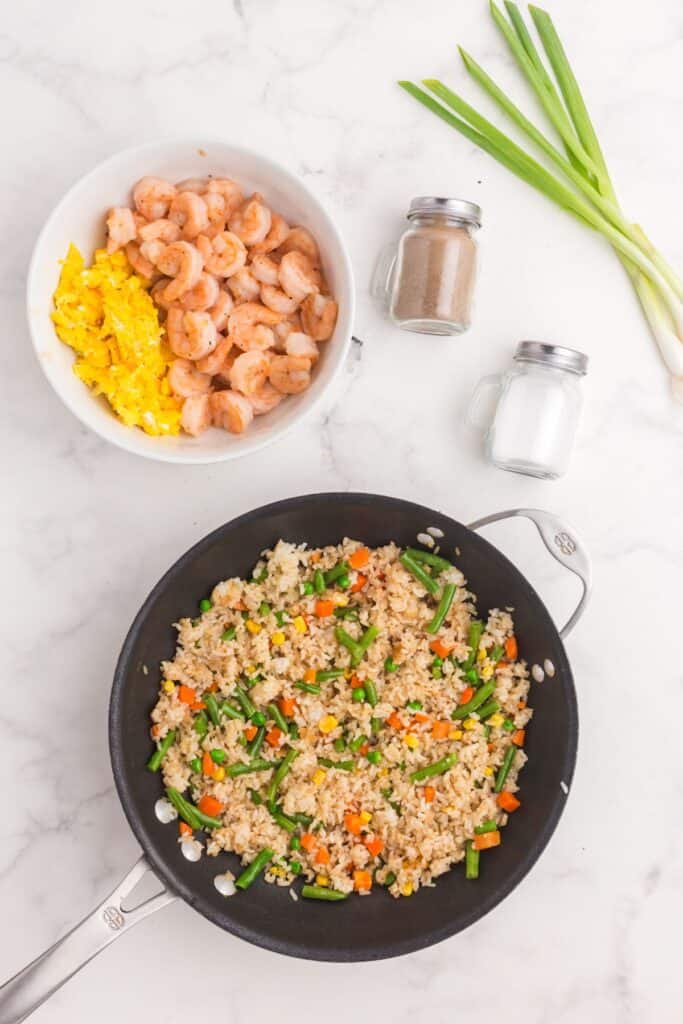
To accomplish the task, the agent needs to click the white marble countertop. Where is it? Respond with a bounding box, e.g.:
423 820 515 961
1 0 682 1020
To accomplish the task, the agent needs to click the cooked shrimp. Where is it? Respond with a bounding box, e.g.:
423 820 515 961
204 192 227 234
195 334 233 375
208 289 234 331
133 177 177 221
250 213 290 255
268 354 312 395
227 268 260 303
151 278 174 312
233 324 276 353
125 241 157 281
260 283 299 315
106 207 137 253
301 293 338 342
285 331 320 362
206 178 243 217
250 253 280 286
229 350 271 396
227 302 282 347
166 308 217 360
210 390 254 434
278 251 320 303
169 191 210 240
167 358 212 398
139 239 166 267
179 272 220 312
181 394 212 436
279 226 320 266
175 177 209 193
196 232 247 278
273 314 302 349
157 241 203 301
248 381 284 415
228 193 272 246
138 218 181 244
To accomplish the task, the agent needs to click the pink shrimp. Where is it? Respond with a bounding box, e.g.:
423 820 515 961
210 390 254 434
169 192 210 240
166 308 217 360
138 218 181 244
206 178 243 218
232 324 276 353
301 293 338 342
228 193 272 247
196 232 247 277
260 284 299 315
133 177 177 221
195 333 234 375
248 381 284 415
204 192 227 235
285 332 320 362
227 302 283 345
106 207 137 253
273 314 302 350
167 358 213 398
250 253 280 286
278 251 320 303
250 213 290 255
179 272 220 312
175 177 209 193
151 278 174 313
181 394 212 436
139 239 166 266
268 355 312 395
156 241 203 301
208 289 234 331
228 350 270 396
227 268 261 303
278 226 320 266
125 241 157 281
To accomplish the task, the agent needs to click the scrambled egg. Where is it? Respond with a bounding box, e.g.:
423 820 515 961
51 245 181 436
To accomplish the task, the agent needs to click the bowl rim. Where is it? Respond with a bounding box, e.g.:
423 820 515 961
26 137 355 464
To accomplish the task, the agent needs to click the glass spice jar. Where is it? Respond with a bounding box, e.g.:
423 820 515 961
373 196 481 335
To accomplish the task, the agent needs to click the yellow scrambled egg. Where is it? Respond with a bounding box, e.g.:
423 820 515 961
51 245 181 436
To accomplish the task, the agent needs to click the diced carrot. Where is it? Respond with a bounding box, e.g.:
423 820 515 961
198 795 223 817
178 821 193 837
358 743 370 756
309 551 321 564
344 812 363 835
495 661 507 670
512 729 526 747
244 725 258 742
234 600 245 611
350 674 361 687
411 712 429 725
205 682 218 693
300 832 316 851
504 635 518 660
497 791 521 813
518 700 527 710
429 639 453 659
487 742 495 752
423 786 436 803
349 547 370 570
473 830 501 851
190 700 206 711
177 684 197 706
353 869 372 891
387 711 405 730
364 835 384 857
459 686 475 705
314 846 330 865
315 599 334 617
150 724 161 739
350 573 367 593
202 751 215 777
265 726 283 747
431 720 450 740
279 697 296 718
303 668 317 684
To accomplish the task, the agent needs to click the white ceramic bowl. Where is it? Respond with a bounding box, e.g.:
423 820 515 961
27 139 355 463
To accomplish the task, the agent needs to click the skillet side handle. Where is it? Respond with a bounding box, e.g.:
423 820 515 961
0 856 175 1024
468 508 592 639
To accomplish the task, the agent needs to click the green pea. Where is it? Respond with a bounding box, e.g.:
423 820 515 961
502 718 515 732
289 835 301 851
199 598 212 613
465 668 479 684
370 717 382 734
432 666 443 679
258 602 271 616
275 610 287 626
251 711 266 726
221 627 236 641
383 871 397 887
384 657 398 673
189 757 202 773
302 581 315 596
406 700 423 711
289 860 302 875
289 723 300 740
366 750 382 765
352 687 366 703
432 656 443 668
210 749 226 764
337 573 350 589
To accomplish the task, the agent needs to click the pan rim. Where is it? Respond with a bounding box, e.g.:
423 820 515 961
109 491 579 961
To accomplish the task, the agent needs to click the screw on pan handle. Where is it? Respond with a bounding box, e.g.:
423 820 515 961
468 508 592 639
0 856 175 1024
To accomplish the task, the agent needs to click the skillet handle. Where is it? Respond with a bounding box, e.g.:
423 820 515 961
468 508 591 639
0 856 175 1024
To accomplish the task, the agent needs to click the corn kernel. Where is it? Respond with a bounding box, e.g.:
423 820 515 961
246 664 256 675
401 882 414 897
293 616 307 634
332 593 349 607
213 766 226 782
488 712 504 728
315 874 329 887
483 766 493 777
313 768 326 786
318 715 338 735
359 811 372 824
162 679 175 694
271 631 286 646
449 728 463 740
463 718 479 731
404 733 420 749
344 668 353 679
480 664 494 681
379 767 389 776
246 619 261 635
477 647 487 662
269 866 285 877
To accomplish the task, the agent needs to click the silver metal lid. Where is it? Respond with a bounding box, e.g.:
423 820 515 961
408 196 482 228
514 341 588 375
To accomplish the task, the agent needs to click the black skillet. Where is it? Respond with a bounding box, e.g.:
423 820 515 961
0 493 591 1023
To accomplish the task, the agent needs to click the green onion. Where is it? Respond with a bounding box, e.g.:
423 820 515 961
465 840 480 880
451 681 496 721
399 552 439 595
268 702 289 734
221 626 236 642
313 569 326 594
426 583 457 635
405 547 453 573
147 729 176 772
301 884 347 901
495 745 517 793
475 819 498 834
316 668 344 682
235 848 274 890
410 753 457 783
204 693 221 727
199 598 212 613
295 680 321 695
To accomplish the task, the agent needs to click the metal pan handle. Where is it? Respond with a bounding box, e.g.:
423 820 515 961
0 856 175 1024
468 508 591 638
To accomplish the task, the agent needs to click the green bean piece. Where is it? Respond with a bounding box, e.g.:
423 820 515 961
477 699 501 721
354 625 380 666
317 756 355 771
247 726 265 758
383 871 397 887
349 734 369 754
334 626 363 663
275 610 288 627
384 657 398 673
221 626 237 642
426 583 457 635
302 581 315 596
241 610 250 619
204 693 221 727
463 621 484 670
199 598 212 613
410 753 457 783
432 664 443 679
490 644 504 662
268 702 290 735
249 789 262 805
289 834 301 851
251 710 266 726
451 680 496 721
301 884 347 901
323 561 350 585
316 668 344 682
366 750 382 765
502 718 515 732
257 602 270 617
289 722 300 740
405 547 453 573
313 569 326 594
218 703 243 727
194 712 208 738
210 748 226 764
363 679 378 707
294 680 321 695
235 848 274 890
147 729 176 772
266 748 299 809
333 737 346 752
334 606 359 621
370 717 383 734
475 819 498 834
290 812 313 827
399 552 439 595
495 745 517 793
351 687 366 703
226 758 273 778
235 686 256 719
465 840 480 880
165 787 222 830
270 807 297 832
189 757 202 773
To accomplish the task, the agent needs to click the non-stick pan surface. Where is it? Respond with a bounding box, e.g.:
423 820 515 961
109 493 578 961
